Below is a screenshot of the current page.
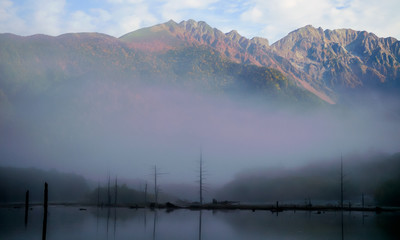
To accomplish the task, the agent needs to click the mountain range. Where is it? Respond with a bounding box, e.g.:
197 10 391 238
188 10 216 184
0 19 399 105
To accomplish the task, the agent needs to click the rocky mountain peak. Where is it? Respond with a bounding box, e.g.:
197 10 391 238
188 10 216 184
226 30 241 40
104 21 400 103
178 19 216 36
251 37 269 48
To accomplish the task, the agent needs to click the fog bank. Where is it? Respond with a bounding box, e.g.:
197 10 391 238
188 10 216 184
1 79 400 187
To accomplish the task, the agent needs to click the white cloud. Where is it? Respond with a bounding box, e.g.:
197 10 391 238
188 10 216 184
32 0 66 35
239 0 333 42
237 0 400 42
103 3 158 36
67 10 96 33
0 0 26 34
240 7 263 23
106 0 144 3
162 0 218 9
158 0 219 21
0 0 13 21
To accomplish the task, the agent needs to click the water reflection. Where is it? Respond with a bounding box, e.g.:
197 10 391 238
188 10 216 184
341 210 344 240
42 183 48 240
0 206 399 240
198 210 202 240
41 208 47 240
106 207 110 239
113 207 117 240
152 210 157 240
24 190 29 228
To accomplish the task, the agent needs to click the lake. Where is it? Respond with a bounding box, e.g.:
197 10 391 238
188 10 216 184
0 206 399 239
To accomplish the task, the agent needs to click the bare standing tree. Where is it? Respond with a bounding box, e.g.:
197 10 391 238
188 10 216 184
114 177 118 206
97 182 100 207
153 165 167 205
154 165 158 205
144 181 148 206
340 154 344 209
199 149 204 205
107 174 111 206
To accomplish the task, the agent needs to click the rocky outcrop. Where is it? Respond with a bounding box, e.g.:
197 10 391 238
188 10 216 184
120 20 399 103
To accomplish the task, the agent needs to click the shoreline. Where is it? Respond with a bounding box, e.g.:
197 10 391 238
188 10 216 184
1 202 398 213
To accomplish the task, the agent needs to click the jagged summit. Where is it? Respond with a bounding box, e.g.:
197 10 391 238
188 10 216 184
119 19 277 68
271 24 400 92
1 20 399 104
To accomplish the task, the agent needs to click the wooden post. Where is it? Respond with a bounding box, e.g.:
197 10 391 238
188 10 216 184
144 182 148 206
107 175 111 206
42 182 48 240
199 149 204 206
340 155 344 210
154 165 158 206
25 190 29 227
97 183 100 207
362 193 365 209
114 177 118 207
44 182 48 211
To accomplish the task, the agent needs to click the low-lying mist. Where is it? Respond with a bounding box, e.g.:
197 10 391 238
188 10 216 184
1 78 399 191
216 152 400 204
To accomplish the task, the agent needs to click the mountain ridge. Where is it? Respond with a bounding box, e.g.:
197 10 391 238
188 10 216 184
119 20 400 103
1 29 319 106
1 20 399 104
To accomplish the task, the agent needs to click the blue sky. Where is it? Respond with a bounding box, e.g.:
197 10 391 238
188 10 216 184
1 0 399 43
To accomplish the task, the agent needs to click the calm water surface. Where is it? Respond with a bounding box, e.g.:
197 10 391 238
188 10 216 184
0 206 399 239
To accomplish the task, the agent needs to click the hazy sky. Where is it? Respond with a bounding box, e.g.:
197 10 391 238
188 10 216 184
1 0 399 43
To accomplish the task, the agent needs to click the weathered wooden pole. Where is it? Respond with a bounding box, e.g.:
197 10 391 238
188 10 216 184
97 182 100 207
199 150 203 206
114 177 118 207
44 182 48 211
144 182 148 206
340 154 344 210
107 175 111 206
24 190 29 227
154 165 158 206
42 182 48 240
362 193 365 209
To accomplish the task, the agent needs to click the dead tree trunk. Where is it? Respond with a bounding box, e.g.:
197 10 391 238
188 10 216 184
107 174 111 206
199 150 204 205
144 182 148 206
154 166 158 206
340 154 344 209
42 182 48 240
25 190 29 227
114 177 118 207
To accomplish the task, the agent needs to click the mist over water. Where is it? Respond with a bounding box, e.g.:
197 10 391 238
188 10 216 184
2 206 399 240
1 78 400 188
